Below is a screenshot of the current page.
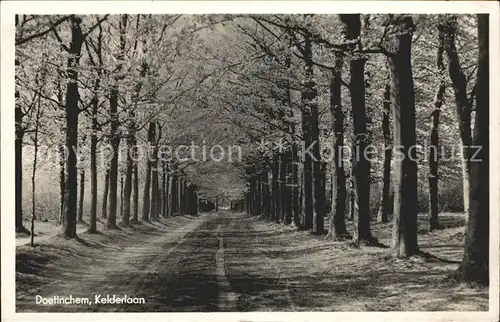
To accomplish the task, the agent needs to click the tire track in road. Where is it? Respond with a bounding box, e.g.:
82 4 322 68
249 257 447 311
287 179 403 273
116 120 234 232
96 216 212 312
112 226 203 312
117 215 221 312
215 223 237 311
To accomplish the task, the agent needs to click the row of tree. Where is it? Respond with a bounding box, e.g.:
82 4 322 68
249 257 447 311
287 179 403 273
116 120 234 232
229 14 488 284
15 15 212 241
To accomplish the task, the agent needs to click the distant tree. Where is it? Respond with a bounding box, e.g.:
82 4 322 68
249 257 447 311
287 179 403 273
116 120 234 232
150 122 162 219
102 168 110 219
428 27 446 231
377 82 391 224
30 80 44 246
142 121 155 221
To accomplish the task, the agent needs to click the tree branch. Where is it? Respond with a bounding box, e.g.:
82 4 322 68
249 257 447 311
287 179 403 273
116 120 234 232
51 26 70 52
83 15 109 38
16 15 70 46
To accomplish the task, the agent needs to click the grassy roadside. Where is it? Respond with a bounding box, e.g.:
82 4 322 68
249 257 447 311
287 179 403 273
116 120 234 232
225 213 488 311
15 214 207 310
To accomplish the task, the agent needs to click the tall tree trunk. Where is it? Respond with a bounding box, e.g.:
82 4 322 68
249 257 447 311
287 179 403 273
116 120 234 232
455 14 489 285
89 125 97 232
262 171 270 218
107 14 126 229
299 170 305 226
283 37 297 227
157 176 162 217
284 151 293 225
162 161 168 217
107 84 120 229
428 31 446 231
102 168 110 219
193 188 198 215
248 178 253 215
89 98 98 232
15 58 28 233
150 141 159 219
439 15 473 214
88 25 102 234
249 175 256 216
122 137 133 225
256 172 262 216
244 194 247 214
78 132 87 224
162 168 166 217
151 166 159 219
291 142 301 228
340 14 372 243
178 178 184 215
15 95 27 233
328 53 348 239
348 174 355 221
78 170 85 223
279 153 287 222
271 168 276 220
182 179 187 214
132 150 139 223
346 146 356 223
188 185 197 215
301 32 316 231
385 15 419 257
191 185 196 215
272 153 280 223
178 178 182 215
152 122 161 219
30 96 42 246
142 121 155 221
128 65 147 222
122 111 140 225
59 144 66 223
186 185 191 215
61 16 84 239
377 83 392 223
169 173 178 216
120 173 124 220
254 176 258 216
252 177 257 215
303 32 326 234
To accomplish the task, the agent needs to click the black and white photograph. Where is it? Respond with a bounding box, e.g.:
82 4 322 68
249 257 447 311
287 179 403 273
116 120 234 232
2 1 499 321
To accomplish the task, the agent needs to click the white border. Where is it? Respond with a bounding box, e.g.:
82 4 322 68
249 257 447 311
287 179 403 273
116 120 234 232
2 1 499 322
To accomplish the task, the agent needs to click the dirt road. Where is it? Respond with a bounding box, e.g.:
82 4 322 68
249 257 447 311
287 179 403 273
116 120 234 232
15 212 488 312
